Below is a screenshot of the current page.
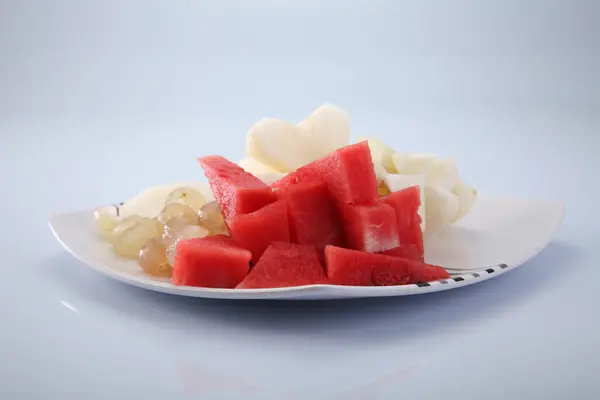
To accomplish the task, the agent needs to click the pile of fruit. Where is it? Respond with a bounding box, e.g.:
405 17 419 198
94 104 478 289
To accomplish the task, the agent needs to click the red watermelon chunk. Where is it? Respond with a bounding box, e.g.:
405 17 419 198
228 200 290 263
381 186 424 258
323 141 378 204
275 180 345 251
172 235 251 288
324 246 449 286
271 152 337 193
198 155 276 220
379 244 423 262
410 263 452 284
236 242 326 289
337 201 399 253
272 142 378 204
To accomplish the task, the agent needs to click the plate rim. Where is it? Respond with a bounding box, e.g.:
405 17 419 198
48 194 565 299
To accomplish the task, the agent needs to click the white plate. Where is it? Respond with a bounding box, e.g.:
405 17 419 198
48 194 564 300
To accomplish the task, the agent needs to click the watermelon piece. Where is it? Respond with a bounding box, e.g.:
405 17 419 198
172 235 251 288
379 243 423 262
198 155 276 220
272 142 378 204
236 242 326 289
410 263 451 284
337 201 399 253
275 180 345 251
228 200 290 263
324 246 449 286
381 186 424 257
271 152 337 193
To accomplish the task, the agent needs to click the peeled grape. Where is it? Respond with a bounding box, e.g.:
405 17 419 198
157 203 198 225
109 215 146 245
165 225 210 266
198 201 228 235
165 187 206 212
162 216 197 245
93 206 119 240
138 238 172 277
112 217 163 258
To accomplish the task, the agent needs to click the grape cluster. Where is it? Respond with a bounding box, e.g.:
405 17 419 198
94 187 227 277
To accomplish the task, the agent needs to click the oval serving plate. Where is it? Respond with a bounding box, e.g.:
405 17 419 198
48 193 564 300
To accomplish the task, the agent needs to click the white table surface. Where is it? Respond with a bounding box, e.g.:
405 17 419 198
2 1 599 399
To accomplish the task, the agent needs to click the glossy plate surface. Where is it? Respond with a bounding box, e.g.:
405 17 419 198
49 193 564 300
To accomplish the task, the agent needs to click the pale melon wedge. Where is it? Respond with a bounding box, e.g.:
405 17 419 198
357 136 397 173
452 179 478 221
297 103 350 160
426 158 459 191
238 157 281 175
246 118 314 172
424 185 459 236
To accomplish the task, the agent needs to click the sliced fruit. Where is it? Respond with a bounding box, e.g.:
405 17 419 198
162 216 198 244
138 238 172 277
272 141 379 205
424 185 459 235
246 118 314 172
381 186 424 258
253 171 288 186
165 225 210 266
383 173 426 231
392 153 437 175
157 203 198 225
198 155 276 220
93 205 119 240
172 235 251 288
238 157 282 175
227 200 290 263
109 215 147 244
452 179 478 221
377 182 391 197
426 158 459 191
165 187 206 213
337 202 399 253
275 180 345 252
297 103 351 160
410 263 452 284
373 163 388 184
119 182 210 220
271 150 336 191
322 141 379 204
324 246 449 286
236 242 326 289
379 243 423 262
357 136 397 173
197 200 228 235
111 216 163 258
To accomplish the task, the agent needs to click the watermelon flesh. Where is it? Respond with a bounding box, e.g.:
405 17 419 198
381 185 424 258
272 141 378 204
227 200 290 263
172 235 251 288
271 152 337 193
237 242 327 289
337 201 399 253
324 245 449 286
379 243 423 262
275 180 345 251
188 147 447 289
198 155 276 220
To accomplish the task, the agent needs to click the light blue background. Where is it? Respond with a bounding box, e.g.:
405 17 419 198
1 1 599 398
